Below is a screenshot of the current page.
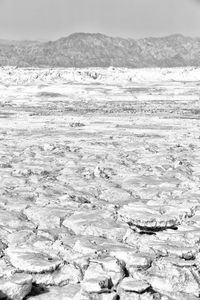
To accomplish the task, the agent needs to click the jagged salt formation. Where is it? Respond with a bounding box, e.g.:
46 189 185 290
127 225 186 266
0 67 200 299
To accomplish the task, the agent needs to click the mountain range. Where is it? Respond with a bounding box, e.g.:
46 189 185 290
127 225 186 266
0 32 200 68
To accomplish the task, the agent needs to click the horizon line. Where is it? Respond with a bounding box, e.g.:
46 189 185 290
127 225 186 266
0 32 198 43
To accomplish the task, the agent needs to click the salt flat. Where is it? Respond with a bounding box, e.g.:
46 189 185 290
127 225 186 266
0 66 200 299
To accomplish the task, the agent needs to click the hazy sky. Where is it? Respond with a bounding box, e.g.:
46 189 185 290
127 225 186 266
0 0 200 41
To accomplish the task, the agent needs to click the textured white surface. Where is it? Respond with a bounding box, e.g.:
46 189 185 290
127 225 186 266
0 67 200 299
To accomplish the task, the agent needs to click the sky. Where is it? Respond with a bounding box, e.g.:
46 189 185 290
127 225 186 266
0 0 200 41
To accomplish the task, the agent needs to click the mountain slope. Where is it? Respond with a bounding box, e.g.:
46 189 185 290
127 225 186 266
0 33 200 68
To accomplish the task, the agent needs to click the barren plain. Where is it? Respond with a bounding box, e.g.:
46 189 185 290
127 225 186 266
0 66 200 299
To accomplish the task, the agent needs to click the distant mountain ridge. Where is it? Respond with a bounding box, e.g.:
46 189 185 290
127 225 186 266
0 32 200 68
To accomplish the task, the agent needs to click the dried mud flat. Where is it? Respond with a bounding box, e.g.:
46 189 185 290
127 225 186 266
0 66 200 299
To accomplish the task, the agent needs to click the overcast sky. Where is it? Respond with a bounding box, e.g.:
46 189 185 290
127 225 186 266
0 0 200 41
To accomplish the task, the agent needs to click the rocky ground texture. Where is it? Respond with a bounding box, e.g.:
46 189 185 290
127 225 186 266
0 66 200 299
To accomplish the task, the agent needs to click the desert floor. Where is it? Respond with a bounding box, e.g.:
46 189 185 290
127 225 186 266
0 67 200 299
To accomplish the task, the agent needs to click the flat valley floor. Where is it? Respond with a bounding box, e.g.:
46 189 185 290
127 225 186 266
0 67 200 299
